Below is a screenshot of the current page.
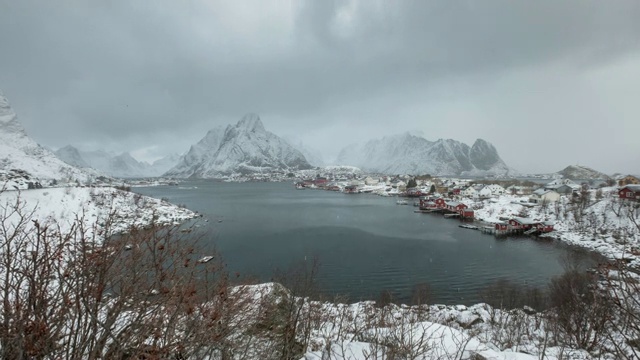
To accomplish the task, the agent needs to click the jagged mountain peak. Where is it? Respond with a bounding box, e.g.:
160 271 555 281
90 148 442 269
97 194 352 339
336 133 511 176
0 90 27 136
0 90 92 185
55 145 91 168
165 114 311 178
236 113 265 133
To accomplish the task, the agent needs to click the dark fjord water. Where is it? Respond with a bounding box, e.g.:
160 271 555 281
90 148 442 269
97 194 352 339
134 181 592 305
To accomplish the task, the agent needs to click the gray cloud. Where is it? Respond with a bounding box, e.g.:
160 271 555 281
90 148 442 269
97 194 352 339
1 0 639 173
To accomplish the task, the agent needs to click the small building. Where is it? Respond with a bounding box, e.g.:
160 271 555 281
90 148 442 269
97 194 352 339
508 217 537 230
619 175 640 186
536 221 555 233
434 198 446 208
406 188 424 197
460 209 474 219
506 185 532 195
461 186 477 197
444 201 467 212
343 185 359 194
545 184 578 195
495 222 509 231
529 189 561 204
364 176 380 186
619 185 640 201
313 177 328 186
483 184 506 196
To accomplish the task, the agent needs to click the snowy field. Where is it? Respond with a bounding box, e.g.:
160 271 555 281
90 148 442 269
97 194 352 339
0 186 197 238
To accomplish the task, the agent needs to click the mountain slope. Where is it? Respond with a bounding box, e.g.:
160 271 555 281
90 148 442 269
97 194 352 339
54 145 91 169
56 146 180 178
0 90 91 188
335 134 511 176
556 165 610 180
166 114 312 178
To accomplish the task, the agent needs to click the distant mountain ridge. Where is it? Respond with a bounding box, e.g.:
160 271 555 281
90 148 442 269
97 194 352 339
0 90 92 187
55 146 180 178
335 133 512 176
555 165 610 180
165 114 312 178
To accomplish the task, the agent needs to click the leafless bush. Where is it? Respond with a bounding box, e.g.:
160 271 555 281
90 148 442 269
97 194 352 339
0 191 257 359
548 270 612 351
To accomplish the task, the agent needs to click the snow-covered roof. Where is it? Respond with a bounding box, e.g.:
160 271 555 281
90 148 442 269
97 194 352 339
445 201 462 207
511 217 538 225
621 184 640 192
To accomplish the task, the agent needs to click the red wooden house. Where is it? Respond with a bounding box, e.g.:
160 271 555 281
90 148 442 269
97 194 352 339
406 188 424 197
495 222 509 231
444 201 467 212
508 217 537 230
619 185 640 201
313 177 328 186
535 221 555 233
460 209 474 219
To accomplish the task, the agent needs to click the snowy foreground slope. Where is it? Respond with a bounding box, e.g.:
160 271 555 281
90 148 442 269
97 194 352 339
0 187 197 238
0 90 93 187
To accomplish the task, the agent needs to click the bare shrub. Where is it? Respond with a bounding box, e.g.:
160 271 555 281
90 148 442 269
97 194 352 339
548 270 612 351
0 191 255 359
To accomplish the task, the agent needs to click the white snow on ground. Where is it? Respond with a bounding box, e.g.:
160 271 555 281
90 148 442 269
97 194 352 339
458 188 640 267
0 187 197 238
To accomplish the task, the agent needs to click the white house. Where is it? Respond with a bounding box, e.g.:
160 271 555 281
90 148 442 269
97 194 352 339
477 184 505 198
461 186 477 197
529 189 561 204
364 176 380 186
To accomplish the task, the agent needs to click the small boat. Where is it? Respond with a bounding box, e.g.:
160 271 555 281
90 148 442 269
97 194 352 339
396 199 409 205
295 182 306 190
459 224 479 230
197 255 215 264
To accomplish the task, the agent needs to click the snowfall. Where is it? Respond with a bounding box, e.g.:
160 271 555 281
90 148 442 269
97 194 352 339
0 183 636 359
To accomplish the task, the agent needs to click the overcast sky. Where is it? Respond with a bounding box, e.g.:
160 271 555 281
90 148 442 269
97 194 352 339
1 0 639 174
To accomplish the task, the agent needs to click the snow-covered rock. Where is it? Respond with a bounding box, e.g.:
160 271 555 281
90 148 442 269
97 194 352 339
0 90 93 188
335 133 513 176
166 114 312 178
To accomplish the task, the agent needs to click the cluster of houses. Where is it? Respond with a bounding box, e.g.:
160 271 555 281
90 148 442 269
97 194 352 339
492 218 556 235
417 197 475 219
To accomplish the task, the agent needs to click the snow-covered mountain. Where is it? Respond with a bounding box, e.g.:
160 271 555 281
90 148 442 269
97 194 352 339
555 165 610 180
0 90 92 188
284 137 325 167
335 133 512 176
55 146 180 178
166 114 312 178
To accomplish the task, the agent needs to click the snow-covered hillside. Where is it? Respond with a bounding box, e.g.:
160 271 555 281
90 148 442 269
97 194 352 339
0 90 93 188
462 188 640 266
166 114 312 178
55 145 180 178
555 165 610 180
0 187 197 238
335 134 513 176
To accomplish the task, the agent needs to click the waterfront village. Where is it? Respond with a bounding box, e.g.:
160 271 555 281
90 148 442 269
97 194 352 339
288 170 640 268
